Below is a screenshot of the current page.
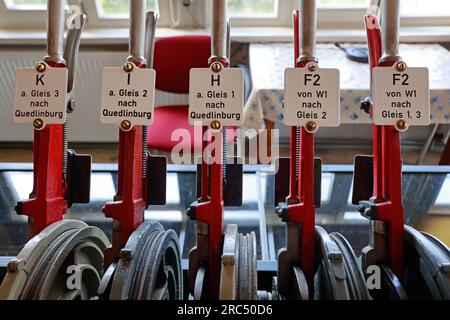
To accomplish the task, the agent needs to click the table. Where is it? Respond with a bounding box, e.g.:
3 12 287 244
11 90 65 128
243 43 450 129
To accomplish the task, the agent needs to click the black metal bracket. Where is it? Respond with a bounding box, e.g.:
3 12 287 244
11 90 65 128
352 155 374 205
196 156 243 207
146 152 167 206
66 149 91 207
274 157 322 208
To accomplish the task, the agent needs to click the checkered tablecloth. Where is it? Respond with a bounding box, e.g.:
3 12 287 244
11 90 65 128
244 43 450 129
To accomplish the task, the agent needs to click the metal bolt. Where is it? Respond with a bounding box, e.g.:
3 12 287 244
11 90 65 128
211 62 223 73
307 63 318 72
123 62 134 73
33 118 44 130
210 120 221 130
395 119 409 132
7 259 22 273
396 61 407 72
305 121 317 133
119 249 133 264
36 62 46 73
120 120 132 131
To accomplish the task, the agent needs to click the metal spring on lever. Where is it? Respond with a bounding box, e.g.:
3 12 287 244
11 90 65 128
296 127 300 179
62 120 68 177
142 125 148 179
223 126 227 180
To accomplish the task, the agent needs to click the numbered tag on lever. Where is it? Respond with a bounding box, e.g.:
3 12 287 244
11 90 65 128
14 64 68 127
373 64 430 128
100 63 155 128
284 66 340 129
189 66 244 128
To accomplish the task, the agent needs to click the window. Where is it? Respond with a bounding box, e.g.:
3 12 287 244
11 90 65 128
318 0 369 7
228 0 277 17
223 0 293 27
81 0 169 28
0 0 449 31
5 0 46 9
96 0 156 18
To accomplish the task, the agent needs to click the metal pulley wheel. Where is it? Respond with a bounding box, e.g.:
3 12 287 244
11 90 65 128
109 221 183 300
404 225 450 300
237 232 258 299
0 220 109 300
219 225 258 300
314 226 371 300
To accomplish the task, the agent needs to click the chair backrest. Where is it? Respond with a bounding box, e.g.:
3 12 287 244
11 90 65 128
153 35 211 94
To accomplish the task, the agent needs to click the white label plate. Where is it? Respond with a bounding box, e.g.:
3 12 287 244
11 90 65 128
189 68 244 127
373 66 430 126
14 66 67 125
284 68 340 127
100 66 155 126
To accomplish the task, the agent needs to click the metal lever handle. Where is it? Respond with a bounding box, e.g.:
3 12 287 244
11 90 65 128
128 0 147 66
144 11 159 69
380 0 401 63
212 0 229 60
46 0 66 64
298 0 318 64
226 18 231 60
64 14 87 93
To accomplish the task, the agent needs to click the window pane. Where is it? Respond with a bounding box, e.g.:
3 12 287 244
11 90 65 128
318 0 369 6
228 0 277 16
400 0 450 16
5 0 46 9
97 0 156 17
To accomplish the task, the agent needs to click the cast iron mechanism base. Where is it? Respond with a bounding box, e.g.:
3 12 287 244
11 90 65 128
0 220 109 300
276 226 370 300
190 224 258 300
104 221 183 300
361 225 450 300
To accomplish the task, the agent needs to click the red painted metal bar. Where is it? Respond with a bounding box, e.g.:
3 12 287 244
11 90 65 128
18 1 69 237
103 124 146 252
103 1 149 259
21 122 67 236
364 14 404 279
284 9 316 296
189 0 230 299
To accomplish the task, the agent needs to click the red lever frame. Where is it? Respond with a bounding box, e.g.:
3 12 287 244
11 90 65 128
103 63 148 260
365 15 404 279
191 57 230 300
18 60 68 236
284 10 316 294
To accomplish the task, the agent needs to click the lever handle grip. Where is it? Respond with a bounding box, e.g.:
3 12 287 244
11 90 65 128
144 11 159 69
64 14 87 93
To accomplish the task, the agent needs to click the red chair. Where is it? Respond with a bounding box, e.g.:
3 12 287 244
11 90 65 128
148 35 235 153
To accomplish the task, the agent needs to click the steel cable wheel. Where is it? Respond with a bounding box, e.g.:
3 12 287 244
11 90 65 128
109 221 183 300
314 226 370 300
237 232 258 300
330 232 371 300
404 226 450 300
0 220 110 300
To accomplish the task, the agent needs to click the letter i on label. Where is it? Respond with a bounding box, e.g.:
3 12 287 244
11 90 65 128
100 63 156 128
284 65 341 129
14 64 68 127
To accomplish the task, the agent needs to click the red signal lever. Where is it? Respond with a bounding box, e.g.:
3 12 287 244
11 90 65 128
354 0 405 280
276 5 318 299
187 0 230 300
16 0 88 236
103 2 161 265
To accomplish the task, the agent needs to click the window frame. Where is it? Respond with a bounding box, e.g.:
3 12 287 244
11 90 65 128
0 0 448 31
